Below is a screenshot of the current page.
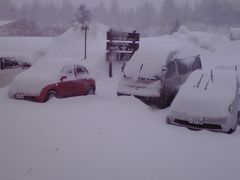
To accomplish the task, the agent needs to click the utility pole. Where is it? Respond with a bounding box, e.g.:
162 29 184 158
195 0 199 21
81 21 89 60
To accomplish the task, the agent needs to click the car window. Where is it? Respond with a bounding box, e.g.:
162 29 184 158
0 57 20 69
61 66 74 76
191 57 202 71
177 61 189 75
76 66 88 76
165 61 176 78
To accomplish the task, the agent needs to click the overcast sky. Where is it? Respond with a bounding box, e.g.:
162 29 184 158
12 0 195 9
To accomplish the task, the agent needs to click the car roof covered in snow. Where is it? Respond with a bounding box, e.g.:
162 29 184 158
0 52 32 63
170 69 239 118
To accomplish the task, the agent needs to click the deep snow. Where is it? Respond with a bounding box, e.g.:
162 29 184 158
1 24 240 180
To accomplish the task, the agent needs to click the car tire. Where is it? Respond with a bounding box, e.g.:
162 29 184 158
226 121 237 134
117 92 124 96
238 111 240 125
187 127 201 131
46 90 57 101
86 86 95 95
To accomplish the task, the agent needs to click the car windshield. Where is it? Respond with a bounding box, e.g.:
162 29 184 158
61 66 74 76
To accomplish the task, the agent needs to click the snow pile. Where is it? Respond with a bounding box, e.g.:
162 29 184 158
170 70 238 118
40 23 109 80
176 25 215 51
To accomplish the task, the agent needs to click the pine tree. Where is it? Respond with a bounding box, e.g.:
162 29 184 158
92 2 108 25
61 0 75 26
74 4 92 25
158 0 179 34
109 0 121 29
0 0 16 20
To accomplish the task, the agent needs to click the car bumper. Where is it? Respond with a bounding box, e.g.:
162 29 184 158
167 113 230 132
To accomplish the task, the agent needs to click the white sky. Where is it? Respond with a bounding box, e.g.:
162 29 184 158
12 0 196 9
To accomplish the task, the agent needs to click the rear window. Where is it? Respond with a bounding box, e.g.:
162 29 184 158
191 57 202 71
177 61 188 75
165 62 176 78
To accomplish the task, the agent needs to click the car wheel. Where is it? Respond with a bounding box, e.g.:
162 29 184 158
237 112 240 125
46 90 57 101
226 121 237 134
86 86 95 95
226 128 235 134
117 92 123 96
187 127 202 131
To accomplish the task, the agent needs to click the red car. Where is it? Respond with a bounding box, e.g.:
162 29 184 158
8 60 96 102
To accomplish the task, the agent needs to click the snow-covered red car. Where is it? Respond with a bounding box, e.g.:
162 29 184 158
8 59 96 102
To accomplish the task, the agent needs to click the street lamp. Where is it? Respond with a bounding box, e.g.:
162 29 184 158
81 21 89 60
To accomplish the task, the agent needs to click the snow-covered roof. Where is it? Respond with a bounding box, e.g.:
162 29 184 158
0 52 33 63
0 20 15 27
170 69 238 118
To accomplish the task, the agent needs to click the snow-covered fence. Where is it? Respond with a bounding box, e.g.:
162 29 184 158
229 28 240 41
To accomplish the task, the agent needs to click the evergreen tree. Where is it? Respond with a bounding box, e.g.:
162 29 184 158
109 0 121 29
158 0 179 34
137 2 156 31
170 19 181 34
0 0 16 20
92 2 108 25
61 0 75 26
74 4 92 25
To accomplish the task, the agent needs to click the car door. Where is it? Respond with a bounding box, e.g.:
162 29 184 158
72 65 89 95
58 65 75 97
176 60 190 84
164 61 181 93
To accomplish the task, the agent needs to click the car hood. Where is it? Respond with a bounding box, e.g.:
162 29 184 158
170 86 233 118
8 72 58 97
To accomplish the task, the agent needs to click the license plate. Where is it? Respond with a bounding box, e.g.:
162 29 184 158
189 118 204 125
15 93 24 99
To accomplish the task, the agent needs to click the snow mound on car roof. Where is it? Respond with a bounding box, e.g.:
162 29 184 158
124 26 215 79
170 69 238 118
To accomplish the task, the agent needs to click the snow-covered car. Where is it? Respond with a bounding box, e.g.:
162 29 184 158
0 53 32 87
229 28 240 41
167 70 240 134
117 54 202 108
8 59 96 102
0 53 32 70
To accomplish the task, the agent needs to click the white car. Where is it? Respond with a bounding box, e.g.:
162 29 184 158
117 54 201 108
167 69 240 134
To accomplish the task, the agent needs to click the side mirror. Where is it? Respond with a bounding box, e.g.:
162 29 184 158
60 76 67 82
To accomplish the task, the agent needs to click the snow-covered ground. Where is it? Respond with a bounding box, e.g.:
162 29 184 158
1 25 240 180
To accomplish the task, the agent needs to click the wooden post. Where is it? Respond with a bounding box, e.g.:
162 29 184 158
109 47 113 78
84 28 87 60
